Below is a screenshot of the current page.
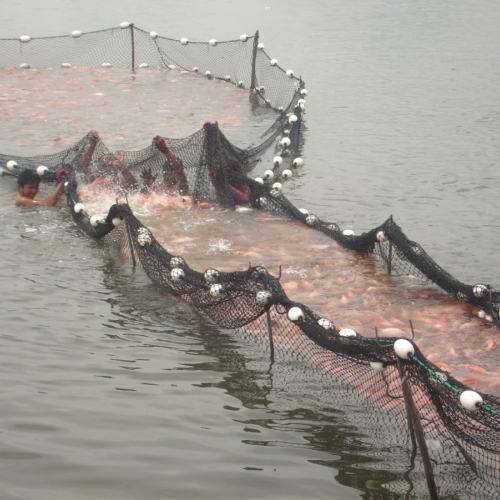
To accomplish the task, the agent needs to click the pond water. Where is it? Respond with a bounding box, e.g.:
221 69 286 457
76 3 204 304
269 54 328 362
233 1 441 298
1 1 500 499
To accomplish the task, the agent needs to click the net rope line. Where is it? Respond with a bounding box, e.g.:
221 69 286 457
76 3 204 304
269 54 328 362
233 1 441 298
1 24 500 495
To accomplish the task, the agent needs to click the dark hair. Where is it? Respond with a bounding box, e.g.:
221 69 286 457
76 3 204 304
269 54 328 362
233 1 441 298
17 169 41 186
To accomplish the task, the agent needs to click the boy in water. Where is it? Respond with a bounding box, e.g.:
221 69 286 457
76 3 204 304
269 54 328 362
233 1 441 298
15 168 66 206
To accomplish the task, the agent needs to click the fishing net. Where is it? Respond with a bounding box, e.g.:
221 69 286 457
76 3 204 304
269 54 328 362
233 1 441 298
2 24 500 498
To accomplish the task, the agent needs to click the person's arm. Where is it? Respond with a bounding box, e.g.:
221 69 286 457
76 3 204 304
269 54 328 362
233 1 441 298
115 150 139 190
15 182 65 207
79 130 100 181
229 184 251 205
154 136 189 195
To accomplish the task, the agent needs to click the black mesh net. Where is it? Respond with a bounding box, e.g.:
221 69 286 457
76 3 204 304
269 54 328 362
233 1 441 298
2 25 500 499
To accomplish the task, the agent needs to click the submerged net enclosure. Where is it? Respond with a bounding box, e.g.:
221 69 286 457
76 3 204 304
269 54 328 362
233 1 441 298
2 24 500 498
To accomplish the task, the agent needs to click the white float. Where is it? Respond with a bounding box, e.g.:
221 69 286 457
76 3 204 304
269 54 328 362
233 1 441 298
460 390 483 412
73 203 85 214
288 307 304 322
256 291 272 305
339 328 357 337
394 339 415 359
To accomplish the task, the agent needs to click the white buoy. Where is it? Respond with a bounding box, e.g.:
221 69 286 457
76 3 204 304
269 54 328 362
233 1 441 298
192 66 199 73
273 156 283 166
485 314 494 323
71 30 82 38
168 64 176 70
263 170 274 180
300 88 308 96
238 81 245 88
137 228 152 246
253 266 268 275
170 256 185 268
205 70 212 77
259 197 268 207
180 38 189 45
259 86 266 93
473 284 488 298
170 268 185 281
286 69 294 78
270 59 278 66
282 169 292 180
112 216 124 227
20 35 31 43
150 31 158 39
292 158 304 167
297 98 306 106
210 283 224 297
36 165 48 176
394 338 415 359
280 137 291 148
101 62 112 68
370 361 388 372
339 328 357 337
288 306 304 322
288 114 298 124
460 390 483 411
139 63 149 68
272 182 283 191
240 34 248 42
343 229 355 236
306 214 318 226
19 63 30 69
478 310 486 319
299 208 309 215
209 39 217 46
377 230 388 242
256 290 272 305
90 215 101 227
254 177 264 184
257 43 265 50
120 22 130 29
204 269 220 283
224 75 231 82
318 318 333 330
73 203 85 214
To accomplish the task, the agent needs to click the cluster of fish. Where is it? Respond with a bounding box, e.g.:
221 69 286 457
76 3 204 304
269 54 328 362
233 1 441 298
0 66 265 155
